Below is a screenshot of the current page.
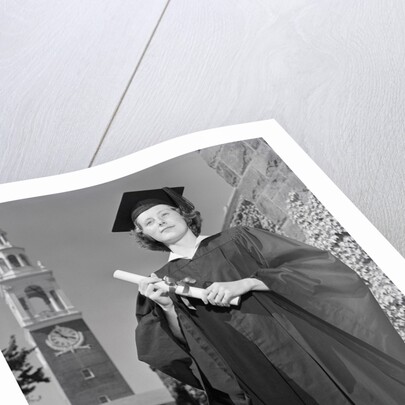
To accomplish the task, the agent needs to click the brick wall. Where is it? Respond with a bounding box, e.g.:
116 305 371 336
31 319 134 405
198 138 308 241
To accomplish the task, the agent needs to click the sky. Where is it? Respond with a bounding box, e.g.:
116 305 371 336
0 150 233 404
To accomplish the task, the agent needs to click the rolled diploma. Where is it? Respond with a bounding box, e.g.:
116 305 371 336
113 270 240 306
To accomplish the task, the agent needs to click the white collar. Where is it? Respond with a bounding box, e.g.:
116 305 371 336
168 235 210 262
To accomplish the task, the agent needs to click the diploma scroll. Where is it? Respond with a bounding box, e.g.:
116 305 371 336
113 270 241 306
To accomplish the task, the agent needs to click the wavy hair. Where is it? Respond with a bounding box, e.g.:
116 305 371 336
130 208 202 252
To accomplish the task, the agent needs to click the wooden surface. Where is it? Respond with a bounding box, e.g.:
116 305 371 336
0 0 168 179
1 0 405 257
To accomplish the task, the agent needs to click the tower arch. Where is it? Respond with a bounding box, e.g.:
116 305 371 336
7 254 21 268
0 228 135 404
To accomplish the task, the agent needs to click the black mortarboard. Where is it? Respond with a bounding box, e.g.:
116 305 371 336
112 186 195 232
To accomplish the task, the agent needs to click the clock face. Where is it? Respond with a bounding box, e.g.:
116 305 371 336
46 325 84 352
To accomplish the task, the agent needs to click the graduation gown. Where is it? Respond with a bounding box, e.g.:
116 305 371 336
135 226 405 404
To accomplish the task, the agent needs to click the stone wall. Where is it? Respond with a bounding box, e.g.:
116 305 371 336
198 138 308 240
198 139 405 341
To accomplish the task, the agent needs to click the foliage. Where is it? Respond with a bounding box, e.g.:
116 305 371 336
287 191 405 340
229 198 282 233
154 368 208 405
2 335 50 396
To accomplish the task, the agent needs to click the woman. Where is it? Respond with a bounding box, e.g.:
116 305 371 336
112 187 405 405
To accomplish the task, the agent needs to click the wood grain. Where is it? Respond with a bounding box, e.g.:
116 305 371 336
0 0 168 182
1 1 404 256
92 0 405 256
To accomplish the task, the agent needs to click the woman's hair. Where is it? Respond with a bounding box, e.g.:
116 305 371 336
130 207 202 251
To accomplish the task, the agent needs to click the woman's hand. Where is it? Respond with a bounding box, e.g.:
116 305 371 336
139 274 185 341
203 278 268 307
138 273 174 311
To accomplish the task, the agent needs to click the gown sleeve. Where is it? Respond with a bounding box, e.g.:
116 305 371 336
136 294 252 405
135 293 203 388
238 226 405 361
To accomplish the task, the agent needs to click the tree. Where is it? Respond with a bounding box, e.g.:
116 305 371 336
287 191 405 341
2 335 50 397
153 368 208 405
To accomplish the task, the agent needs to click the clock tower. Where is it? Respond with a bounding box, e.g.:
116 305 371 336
0 228 135 405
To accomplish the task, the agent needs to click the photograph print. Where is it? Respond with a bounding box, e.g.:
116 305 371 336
1 129 404 405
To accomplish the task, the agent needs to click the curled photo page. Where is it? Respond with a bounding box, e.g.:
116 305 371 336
1 120 404 405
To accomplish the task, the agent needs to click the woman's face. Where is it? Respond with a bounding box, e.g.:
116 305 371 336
135 204 189 245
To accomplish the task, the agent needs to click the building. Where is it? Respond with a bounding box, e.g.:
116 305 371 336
0 228 173 405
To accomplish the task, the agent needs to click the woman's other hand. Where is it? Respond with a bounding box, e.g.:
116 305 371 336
203 278 269 307
139 273 185 341
138 273 174 311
